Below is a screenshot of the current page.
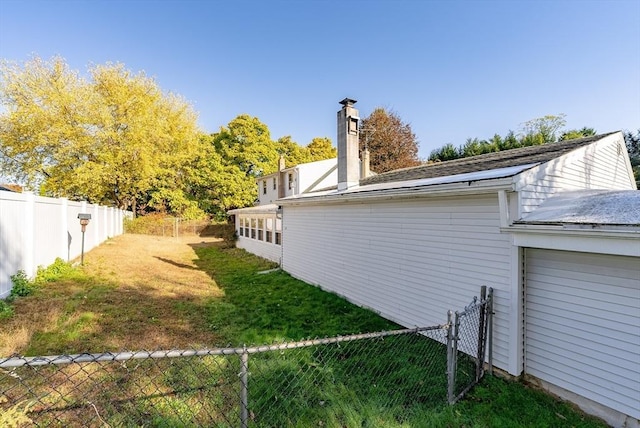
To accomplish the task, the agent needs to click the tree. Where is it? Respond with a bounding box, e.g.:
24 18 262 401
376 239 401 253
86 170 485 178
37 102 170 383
206 115 281 212
559 127 597 141
0 56 201 216
460 138 497 158
428 143 460 162
624 129 640 188
519 114 567 145
306 137 336 160
213 114 278 177
276 136 311 167
359 108 420 173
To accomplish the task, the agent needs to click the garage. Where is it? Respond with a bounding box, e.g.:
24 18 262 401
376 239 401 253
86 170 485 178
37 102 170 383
524 248 640 420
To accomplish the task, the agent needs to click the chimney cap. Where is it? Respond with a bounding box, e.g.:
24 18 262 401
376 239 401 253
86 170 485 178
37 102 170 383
339 98 357 106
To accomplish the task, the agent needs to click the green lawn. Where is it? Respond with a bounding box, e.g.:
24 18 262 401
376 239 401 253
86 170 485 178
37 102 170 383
1 236 608 427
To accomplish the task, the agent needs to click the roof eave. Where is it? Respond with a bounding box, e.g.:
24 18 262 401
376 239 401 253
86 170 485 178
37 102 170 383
279 177 515 206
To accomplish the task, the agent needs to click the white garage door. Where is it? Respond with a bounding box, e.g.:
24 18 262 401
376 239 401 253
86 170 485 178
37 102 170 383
525 249 640 419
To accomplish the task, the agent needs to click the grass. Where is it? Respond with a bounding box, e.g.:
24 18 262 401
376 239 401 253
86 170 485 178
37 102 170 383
0 234 609 427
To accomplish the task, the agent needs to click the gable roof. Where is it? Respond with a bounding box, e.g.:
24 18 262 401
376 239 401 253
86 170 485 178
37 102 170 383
360 132 619 186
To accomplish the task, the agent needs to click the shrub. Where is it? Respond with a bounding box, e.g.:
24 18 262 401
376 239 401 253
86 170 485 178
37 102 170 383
34 258 75 284
9 270 36 298
0 299 13 320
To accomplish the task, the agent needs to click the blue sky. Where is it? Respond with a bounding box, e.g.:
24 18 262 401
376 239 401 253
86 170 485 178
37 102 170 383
1 0 638 159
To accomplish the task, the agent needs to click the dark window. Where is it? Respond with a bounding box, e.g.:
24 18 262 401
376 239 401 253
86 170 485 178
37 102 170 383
262 180 267 195
266 231 272 242
288 173 293 190
272 178 276 190
275 232 282 245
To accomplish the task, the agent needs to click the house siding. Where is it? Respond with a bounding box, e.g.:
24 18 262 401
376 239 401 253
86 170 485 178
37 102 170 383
518 134 635 215
282 194 513 370
237 237 281 264
525 248 640 420
297 159 337 193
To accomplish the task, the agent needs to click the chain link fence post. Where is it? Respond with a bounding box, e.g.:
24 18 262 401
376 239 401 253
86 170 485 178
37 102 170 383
240 347 249 428
476 285 487 382
487 287 494 376
446 310 455 404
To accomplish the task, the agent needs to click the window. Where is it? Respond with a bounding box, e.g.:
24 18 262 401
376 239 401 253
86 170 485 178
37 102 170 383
272 178 276 190
288 173 293 190
262 180 267 195
250 218 256 239
275 217 282 245
265 217 273 243
257 218 264 241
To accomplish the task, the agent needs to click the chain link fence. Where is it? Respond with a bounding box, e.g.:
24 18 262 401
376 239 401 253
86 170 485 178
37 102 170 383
1 288 492 427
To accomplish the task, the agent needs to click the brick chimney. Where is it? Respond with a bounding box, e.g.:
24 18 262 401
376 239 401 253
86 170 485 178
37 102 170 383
337 98 360 190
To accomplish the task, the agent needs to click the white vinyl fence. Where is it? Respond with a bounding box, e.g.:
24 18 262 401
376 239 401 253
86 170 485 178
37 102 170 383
0 191 129 298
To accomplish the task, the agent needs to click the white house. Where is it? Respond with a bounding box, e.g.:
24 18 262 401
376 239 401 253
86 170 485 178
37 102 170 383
270 99 639 426
230 152 347 264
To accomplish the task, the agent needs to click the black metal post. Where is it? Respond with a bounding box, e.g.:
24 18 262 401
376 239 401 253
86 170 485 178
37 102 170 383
81 229 86 265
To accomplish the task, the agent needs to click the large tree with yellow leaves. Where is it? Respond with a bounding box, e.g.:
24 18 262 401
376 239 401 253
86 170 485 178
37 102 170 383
0 56 201 216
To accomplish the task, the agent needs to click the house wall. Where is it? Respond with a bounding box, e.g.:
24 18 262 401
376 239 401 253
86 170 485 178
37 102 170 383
235 212 282 264
296 159 337 193
525 248 640 424
517 133 636 215
0 192 128 298
258 175 279 205
281 193 514 371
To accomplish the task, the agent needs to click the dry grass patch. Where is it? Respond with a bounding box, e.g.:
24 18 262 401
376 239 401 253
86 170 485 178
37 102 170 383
2 234 226 357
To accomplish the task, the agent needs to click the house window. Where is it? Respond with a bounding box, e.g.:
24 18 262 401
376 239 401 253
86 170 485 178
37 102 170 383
266 217 273 243
275 217 282 245
288 173 293 190
272 178 276 190
262 180 267 195
251 218 256 239
257 218 264 241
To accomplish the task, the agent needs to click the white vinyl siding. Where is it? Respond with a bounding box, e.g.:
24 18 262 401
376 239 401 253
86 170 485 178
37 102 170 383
282 194 513 370
525 249 640 419
518 135 635 215
237 237 281 264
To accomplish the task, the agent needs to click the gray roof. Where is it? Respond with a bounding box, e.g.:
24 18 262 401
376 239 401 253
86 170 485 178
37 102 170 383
360 132 619 186
516 190 640 226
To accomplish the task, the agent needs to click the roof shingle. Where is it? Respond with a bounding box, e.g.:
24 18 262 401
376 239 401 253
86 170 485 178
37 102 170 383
360 132 618 186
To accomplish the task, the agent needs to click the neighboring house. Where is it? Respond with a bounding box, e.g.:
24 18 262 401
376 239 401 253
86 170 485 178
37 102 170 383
263 99 638 427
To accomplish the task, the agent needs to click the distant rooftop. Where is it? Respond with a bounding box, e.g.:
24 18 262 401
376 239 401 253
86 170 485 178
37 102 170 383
360 132 619 186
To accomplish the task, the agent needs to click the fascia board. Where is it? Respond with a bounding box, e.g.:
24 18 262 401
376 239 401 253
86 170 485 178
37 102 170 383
503 224 640 257
278 179 514 206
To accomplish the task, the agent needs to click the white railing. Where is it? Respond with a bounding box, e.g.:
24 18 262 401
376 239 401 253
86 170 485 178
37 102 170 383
0 191 130 298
